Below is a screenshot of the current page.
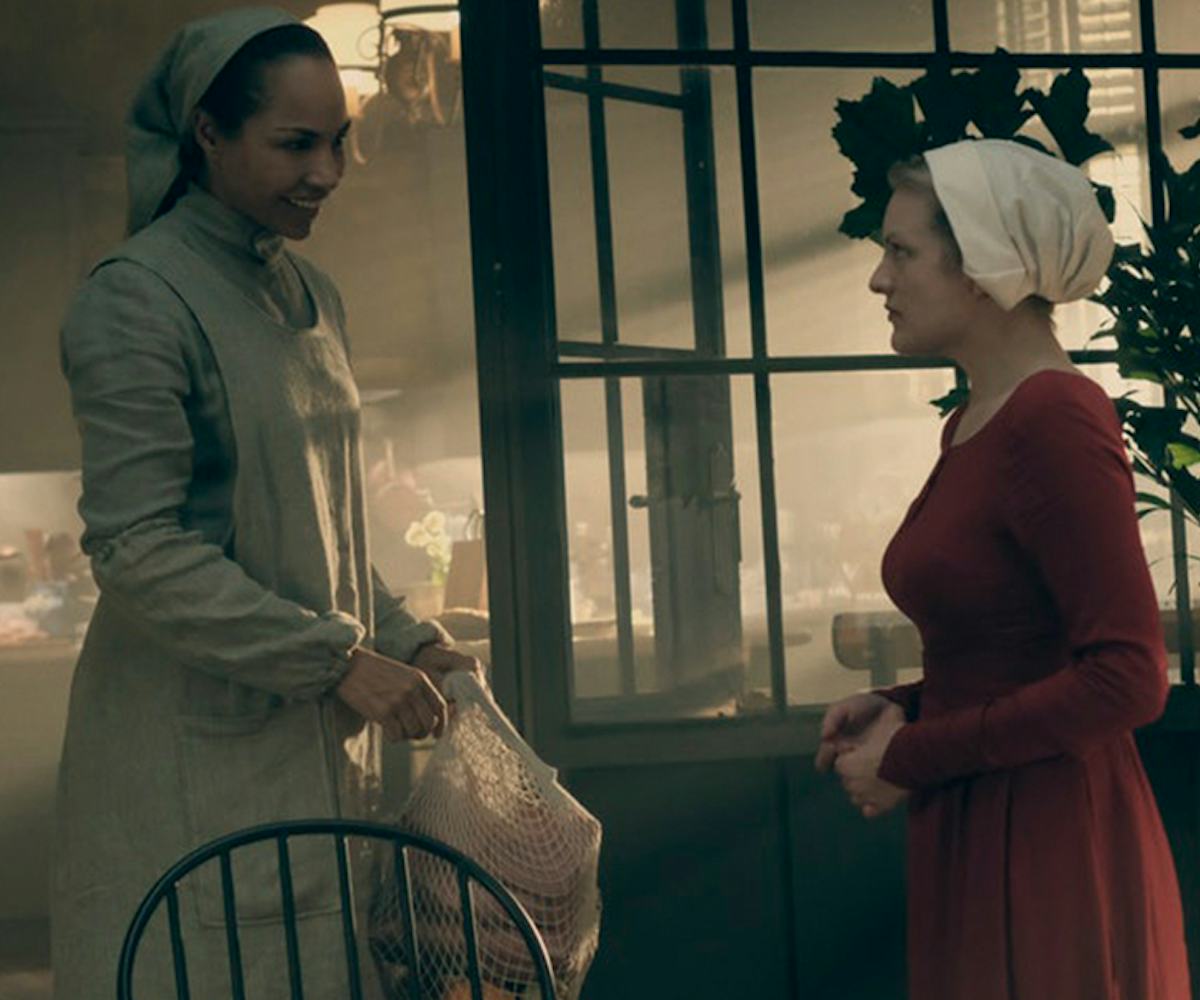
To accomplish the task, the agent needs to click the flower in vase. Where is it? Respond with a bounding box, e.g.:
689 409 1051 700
405 510 453 584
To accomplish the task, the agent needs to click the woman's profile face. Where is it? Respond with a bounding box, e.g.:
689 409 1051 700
868 186 979 358
198 54 350 240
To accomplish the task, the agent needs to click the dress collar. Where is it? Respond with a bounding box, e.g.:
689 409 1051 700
174 184 285 266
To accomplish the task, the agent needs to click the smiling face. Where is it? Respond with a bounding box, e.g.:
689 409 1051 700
195 54 349 240
868 185 982 358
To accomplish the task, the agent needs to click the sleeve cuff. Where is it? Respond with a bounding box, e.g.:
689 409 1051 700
877 706 988 790
373 618 453 663
319 611 367 694
877 726 919 789
877 681 923 722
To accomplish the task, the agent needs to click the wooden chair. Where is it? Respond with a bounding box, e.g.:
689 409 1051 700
116 817 557 1000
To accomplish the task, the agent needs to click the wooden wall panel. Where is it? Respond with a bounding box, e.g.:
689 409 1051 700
568 759 797 999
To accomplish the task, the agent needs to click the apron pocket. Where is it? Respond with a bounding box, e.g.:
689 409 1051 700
175 704 342 929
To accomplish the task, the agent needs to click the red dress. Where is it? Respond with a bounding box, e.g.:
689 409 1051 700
878 369 1190 1000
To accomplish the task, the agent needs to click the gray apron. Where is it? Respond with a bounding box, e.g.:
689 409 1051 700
53 208 385 1000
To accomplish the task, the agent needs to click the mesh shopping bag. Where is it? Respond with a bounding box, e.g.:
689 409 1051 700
370 671 602 1000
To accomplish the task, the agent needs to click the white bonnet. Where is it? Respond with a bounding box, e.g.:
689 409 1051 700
922 139 1115 311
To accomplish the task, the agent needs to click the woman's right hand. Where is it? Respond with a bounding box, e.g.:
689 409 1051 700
335 646 448 742
814 692 900 772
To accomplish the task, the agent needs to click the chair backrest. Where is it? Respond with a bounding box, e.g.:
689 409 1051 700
117 817 558 1000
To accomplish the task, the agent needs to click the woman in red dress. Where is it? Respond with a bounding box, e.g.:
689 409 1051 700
817 139 1191 999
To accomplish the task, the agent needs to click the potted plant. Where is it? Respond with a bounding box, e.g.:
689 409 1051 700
1090 126 1200 523
404 508 454 618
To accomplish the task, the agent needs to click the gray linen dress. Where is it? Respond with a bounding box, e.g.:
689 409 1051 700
52 186 443 999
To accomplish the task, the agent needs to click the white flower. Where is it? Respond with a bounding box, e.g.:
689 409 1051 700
407 508 453 579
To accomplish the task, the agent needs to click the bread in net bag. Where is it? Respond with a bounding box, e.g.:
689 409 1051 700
370 671 602 1000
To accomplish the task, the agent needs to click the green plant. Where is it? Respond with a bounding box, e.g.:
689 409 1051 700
834 51 1116 237
1089 121 1200 526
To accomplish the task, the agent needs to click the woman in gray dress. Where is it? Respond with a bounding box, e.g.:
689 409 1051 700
53 8 478 997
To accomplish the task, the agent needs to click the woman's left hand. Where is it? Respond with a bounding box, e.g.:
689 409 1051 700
412 643 484 690
833 712 910 819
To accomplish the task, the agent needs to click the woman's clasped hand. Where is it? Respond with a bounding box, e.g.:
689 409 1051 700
815 692 910 819
335 647 448 741
335 643 484 741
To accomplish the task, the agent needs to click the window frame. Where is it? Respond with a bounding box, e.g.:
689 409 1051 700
459 0 1200 768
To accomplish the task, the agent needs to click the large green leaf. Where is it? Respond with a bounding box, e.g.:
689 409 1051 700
1167 440 1200 469
964 51 1032 137
833 77 922 241
832 78 919 167
1135 490 1173 511
1123 403 1189 467
1136 488 1173 520
1167 467 1200 514
1027 68 1113 165
1093 181 1117 224
1114 336 1165 384
1112 242 1146 266
1130 452 1164 482
839 200 883 240
910 63 971 147
1158 150 1200 242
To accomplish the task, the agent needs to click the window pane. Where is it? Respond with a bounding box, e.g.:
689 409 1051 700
542 0 586 47
772 370 953 705
1160 72 1200 173
545 67 750 356
749 0 933 51
1066 134 1151 338
1155 0 1200 53
755 64 1150 355
541 0 733 49
754 69 921 356
545 82 604 344
561 374 766 722
950 0 1142 53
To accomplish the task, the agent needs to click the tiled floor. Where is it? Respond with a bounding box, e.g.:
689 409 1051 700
0 920 51 1000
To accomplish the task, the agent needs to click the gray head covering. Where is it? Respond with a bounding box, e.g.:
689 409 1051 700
125 6 298 235
923 139 1115 311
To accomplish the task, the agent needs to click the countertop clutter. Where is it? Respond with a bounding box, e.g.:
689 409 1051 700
0 530 96 650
